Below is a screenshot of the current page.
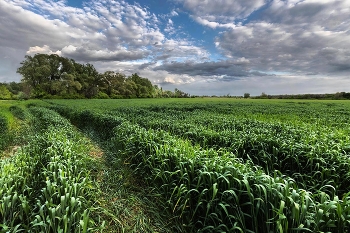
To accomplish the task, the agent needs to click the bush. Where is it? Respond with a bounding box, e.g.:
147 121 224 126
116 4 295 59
110 94 124 99
94 92 109 99
16 92 29 100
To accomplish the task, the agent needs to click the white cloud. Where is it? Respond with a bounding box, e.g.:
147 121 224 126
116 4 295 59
180 0 266 28
170 10 179 17
1 0 350 95
164 19 176 34
0 0 172 81
233 57 250 65
0 0 69 49
182 0 266 19
163 76 176 84
216 0 350 76
192 16 236 29
60 45 149 61
152 39 209 62
0 0 166 59
27 45 61 56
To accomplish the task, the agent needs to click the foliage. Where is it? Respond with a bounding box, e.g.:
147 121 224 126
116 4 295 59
0 114 9 151
0 105 104 232
252 92 350 100
0 102 20 151
0 85 12 100
9 106 26 120
14 53 187 99
42 98 350 232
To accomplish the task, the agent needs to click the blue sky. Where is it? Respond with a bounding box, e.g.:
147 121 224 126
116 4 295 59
1 0 350 96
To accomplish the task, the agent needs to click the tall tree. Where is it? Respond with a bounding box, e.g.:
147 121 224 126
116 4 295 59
100 71 126 96
78 63 101 98
17 54 83 97
16 53 170 99
129 73 154 97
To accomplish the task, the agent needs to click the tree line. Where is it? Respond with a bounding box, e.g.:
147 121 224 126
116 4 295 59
1 53 349 100
0 53 190 100
250 92 350 100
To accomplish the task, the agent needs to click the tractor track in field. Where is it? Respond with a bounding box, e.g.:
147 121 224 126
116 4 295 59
84 134 176 233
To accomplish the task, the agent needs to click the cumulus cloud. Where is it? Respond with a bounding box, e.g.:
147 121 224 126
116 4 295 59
0 0 165 62
215 0 350 77
170 10 179 17
181 0 266 21
233 57 250 65
0 0 210 83
0 1 69 50
152 39 209 62
164 19 176 34
192 16 236 29
163 76 177 84
178 0 267 30
1 0 350 95
60 45 149 61
27 45 61 56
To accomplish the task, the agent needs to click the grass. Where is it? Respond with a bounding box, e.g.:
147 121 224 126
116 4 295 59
83 128 181 232
107 121 350 232
3 98 350 232
1 100 181 232
46 99 350 194
1 104 105 232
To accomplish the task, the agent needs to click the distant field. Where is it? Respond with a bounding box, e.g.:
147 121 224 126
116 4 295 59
2 98 350 232
46 98 350 128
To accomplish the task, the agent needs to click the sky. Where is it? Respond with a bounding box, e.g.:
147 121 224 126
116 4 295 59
1 0 350 96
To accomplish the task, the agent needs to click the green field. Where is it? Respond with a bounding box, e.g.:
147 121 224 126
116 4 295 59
2 98 350 232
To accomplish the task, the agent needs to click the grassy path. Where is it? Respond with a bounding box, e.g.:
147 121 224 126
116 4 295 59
84 131 179 232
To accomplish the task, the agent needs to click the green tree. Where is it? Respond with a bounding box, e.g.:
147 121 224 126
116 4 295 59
0 85 12 99
152 85 162 98
77 63 101 98
174 88 189 98
5 82 22 95
17 54 49 95
16 53 175 99
17 54 82 97
100 71 126 97
260 92 268 99
162 90 174 98
122 79 137 98
129 73 154 97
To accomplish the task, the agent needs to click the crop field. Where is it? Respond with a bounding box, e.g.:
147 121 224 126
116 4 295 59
2 98 350 232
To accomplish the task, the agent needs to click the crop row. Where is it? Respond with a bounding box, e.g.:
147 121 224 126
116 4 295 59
109 122 350 232
0 105 16 152
44 99 350 129
0 106 103 232
99 106 350 196
0 114 9 151
0 104 32 152
48 105 350 232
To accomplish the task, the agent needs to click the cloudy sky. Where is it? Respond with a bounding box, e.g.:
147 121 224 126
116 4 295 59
1 0 350 96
